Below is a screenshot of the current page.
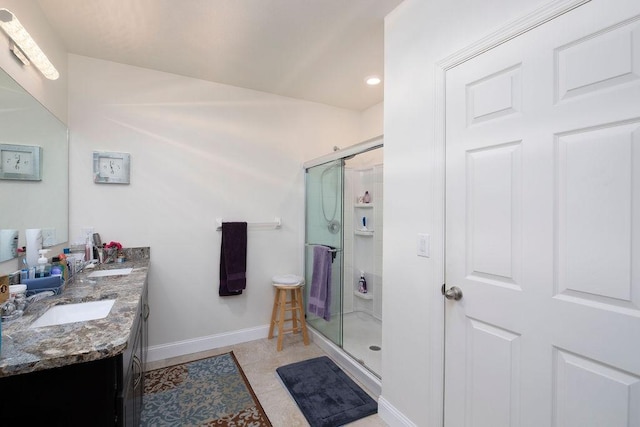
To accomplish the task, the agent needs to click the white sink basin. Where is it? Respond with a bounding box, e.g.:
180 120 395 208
30 299 116 328
87 268 132 278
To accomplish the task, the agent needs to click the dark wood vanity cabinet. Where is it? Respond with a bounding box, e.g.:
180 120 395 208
0 354 121 426
0 281 148 427
119 280 148 427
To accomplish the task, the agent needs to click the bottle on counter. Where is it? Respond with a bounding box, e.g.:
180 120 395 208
50 256 62 277
85 239 93 262
35 249 51 278
51 256 68 282
97 245 105 264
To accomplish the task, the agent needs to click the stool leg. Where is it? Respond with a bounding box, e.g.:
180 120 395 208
296 287 310 346
290 289 299 333
268 289 279 340
277 289 287 351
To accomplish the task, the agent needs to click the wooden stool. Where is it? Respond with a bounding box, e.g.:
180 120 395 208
268 274 310 351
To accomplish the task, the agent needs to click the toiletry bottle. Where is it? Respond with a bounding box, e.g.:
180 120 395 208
59 255 68 281
85 239 93 262
51 256 66 282
20 268 29 283
358 272 367 293
50 257 62 276
35 249 51 278
25 228 43 270
363 191 371 203
63 248 73 279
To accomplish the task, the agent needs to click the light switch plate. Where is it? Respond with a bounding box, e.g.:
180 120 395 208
417 233 430 257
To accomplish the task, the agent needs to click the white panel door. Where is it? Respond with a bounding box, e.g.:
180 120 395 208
445 1 640 426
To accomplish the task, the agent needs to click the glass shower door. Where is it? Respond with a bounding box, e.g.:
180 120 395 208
304 160 343 346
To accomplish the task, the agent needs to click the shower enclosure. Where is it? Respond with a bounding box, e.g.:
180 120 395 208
304 138 383 378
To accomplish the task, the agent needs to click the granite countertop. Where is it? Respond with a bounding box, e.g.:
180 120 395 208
0 247 150 378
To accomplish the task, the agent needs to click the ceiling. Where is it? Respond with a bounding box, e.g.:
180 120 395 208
37 0 403 111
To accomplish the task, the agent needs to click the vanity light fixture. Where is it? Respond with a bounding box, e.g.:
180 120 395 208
0 9 59 80
10 42 29 65
365 75 382 86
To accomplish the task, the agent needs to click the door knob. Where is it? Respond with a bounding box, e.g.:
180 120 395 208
444 286 463 301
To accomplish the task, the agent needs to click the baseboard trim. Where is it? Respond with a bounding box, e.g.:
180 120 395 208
378 396 418 427
146 324 270 363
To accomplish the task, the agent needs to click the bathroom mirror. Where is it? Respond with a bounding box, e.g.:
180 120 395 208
0 66 68 263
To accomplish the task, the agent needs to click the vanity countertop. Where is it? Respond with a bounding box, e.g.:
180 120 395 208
0 247 149 378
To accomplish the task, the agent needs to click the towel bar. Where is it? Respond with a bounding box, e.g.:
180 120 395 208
305 244 341 253
215 217 281 231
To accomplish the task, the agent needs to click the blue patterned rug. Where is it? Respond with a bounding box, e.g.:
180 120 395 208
141 352 271 426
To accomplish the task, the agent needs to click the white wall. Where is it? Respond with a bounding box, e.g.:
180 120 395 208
0 0 67 122
381 0 549 425
67 54 364 354
360 101 383 141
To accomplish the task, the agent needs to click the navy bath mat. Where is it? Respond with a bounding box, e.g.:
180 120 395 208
276 356 378 427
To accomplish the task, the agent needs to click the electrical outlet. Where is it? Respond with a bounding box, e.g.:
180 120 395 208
417 233 430 257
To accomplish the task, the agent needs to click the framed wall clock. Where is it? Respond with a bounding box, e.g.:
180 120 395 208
93 151 131 184
0 144 43 181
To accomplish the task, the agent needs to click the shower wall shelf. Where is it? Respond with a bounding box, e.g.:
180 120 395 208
354 203 374 208
355 230 374 236
354 291 373 300
215 217 281 231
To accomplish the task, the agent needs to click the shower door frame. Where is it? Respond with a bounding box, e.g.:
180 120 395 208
304 159 345 346
303 136 383 169
303 135 383 364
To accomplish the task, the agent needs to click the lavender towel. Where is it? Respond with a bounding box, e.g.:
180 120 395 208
308 245 332 321
219 222 247 296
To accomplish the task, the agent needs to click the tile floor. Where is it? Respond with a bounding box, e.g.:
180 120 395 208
146 334 388 426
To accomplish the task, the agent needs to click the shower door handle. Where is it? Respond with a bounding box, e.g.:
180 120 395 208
443 286 463 301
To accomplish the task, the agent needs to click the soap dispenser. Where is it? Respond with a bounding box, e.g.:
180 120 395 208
35 249 51 278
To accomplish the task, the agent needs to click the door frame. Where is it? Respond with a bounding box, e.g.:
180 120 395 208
431 1 591 426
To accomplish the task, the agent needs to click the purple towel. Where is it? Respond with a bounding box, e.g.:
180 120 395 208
219 222 247 296
308 245 332 321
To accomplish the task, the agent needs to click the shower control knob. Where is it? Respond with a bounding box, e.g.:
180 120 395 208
443 286 463 301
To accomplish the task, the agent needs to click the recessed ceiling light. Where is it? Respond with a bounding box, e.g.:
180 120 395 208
365 76 381 86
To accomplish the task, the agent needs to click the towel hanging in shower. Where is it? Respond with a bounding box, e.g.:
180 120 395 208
308 245 332 321
219 221 247 296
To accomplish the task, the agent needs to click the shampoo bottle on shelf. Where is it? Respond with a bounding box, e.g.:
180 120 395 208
358 272 368 293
